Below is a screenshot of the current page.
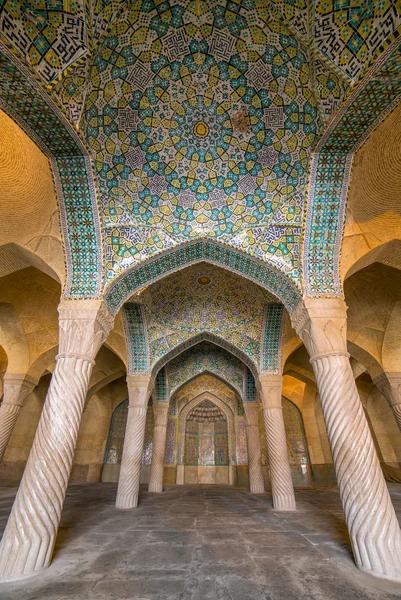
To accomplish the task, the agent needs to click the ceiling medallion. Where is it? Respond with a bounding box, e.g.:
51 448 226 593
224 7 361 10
197 276 212 286
193 121 209 138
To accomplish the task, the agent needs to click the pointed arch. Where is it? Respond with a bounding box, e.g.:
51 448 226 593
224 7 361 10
151 332 258 381
104 241 301 315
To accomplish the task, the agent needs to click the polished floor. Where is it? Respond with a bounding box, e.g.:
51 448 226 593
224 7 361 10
0 484 401 599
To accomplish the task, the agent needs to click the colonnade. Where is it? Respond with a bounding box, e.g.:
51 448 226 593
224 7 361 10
0 297 400 583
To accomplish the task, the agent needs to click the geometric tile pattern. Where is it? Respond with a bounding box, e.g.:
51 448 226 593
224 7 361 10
167 342 244 399
104 240 301 315
0 0 88 87
122 303 149 374
142 399 154 465
84 0 320 287
314 0 401 82
261 304 285 374
0 41 103 297
304 40 401 296
314 57 350 123
244 368 257 402
151 331 258 382
138 263 278 369
155 367 168 403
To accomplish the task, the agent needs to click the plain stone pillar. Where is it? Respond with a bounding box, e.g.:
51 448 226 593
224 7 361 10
373 372 401 431
0 300 113 581
116 374 152 509
259 374 296 511
244 402 265 494
292 297 401 582
0 374 37 462
148 402 169 493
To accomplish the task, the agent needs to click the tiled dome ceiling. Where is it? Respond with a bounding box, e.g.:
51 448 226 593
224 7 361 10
84 0 321 284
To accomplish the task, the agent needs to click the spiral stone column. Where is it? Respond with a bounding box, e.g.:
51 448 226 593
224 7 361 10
0 374 38 462
116 374 152 509
259 374 296 511
292 297 401 582
0 300 113 581
244 402 265 494
373 372 401 431
148 403 169 493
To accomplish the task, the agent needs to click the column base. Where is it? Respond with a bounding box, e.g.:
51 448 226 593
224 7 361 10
358 565 401 584
272 495 296 511
176 465 184 485
148 482 163 493
250 484 265 494
116 493 138 509
0 564 49 584
229 466 236 486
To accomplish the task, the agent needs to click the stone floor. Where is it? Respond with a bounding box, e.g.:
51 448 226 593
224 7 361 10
1 484 401 599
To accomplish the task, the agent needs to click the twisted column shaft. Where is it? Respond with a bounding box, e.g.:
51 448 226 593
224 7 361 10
244 403 265 494
148 404 169 493
116 374 152 509
293 298 401 582
0 300 113 581
0 375 37 462
260 375 296 511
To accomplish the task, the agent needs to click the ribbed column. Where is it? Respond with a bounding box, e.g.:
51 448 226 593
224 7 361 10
244 403 265 494
0 375 37 462
148 403 169 493
259 375 296 511
116 374 152 509
373 372 401 432
292 298 401 582
0 300 113 581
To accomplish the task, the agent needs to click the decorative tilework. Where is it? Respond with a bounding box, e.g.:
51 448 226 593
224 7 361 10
83 0 321 286
261 304 285 374
0 42 103 297
153 331 259 382
139 263 278 369
155 367 168 402
165 418 177 464
244 368 257 402
104 398 155 466
142 399 154 465
53 156 103 296
314 0 401 82
305 41 401 296
104 240 301 315
0 0 89 87
122 303 149 374
237 419 248 465
167 342 244 398
314 56 350 123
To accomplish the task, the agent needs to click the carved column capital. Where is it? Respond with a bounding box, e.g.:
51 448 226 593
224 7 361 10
291 297 348 361
126 374 153 408
152 402 169 425
57 299 114 363
243 402 260 426
259 374 283 409
2 373 38 407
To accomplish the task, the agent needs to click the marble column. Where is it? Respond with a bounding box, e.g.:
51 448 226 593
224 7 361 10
259 374 296 511
148 403 169 493
0 374 38 462
0 300 113 581
292 297 401 582
243 402 265 494
373 372 401 431
116 374 152 509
